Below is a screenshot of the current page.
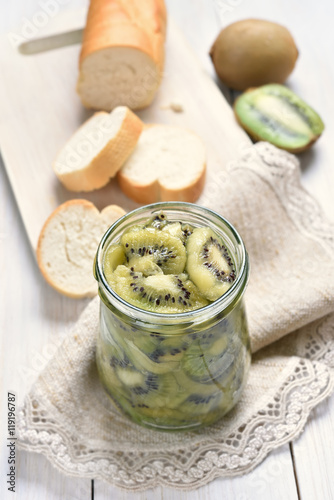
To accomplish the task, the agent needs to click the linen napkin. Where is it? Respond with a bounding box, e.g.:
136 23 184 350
17 142 334 490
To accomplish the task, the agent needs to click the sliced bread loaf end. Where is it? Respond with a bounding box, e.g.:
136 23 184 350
77 0 167 110
36 199 126 298
78 46 162 112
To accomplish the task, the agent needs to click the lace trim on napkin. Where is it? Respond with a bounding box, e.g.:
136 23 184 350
295 314 334 369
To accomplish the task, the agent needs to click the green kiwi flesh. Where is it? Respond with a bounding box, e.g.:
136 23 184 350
109 266 209 313
104 214 236 313
234 84 324 152
186 227 236 301
97 297 251 430
121 227 187 275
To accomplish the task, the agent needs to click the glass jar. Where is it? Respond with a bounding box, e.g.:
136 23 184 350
94 202 251 431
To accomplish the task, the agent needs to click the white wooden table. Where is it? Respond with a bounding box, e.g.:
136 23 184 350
1 1 333 499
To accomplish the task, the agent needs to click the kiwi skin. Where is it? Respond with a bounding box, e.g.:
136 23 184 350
233 86 324 154
210 19 298 91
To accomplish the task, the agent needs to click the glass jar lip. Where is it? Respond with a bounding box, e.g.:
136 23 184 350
95 202 249 323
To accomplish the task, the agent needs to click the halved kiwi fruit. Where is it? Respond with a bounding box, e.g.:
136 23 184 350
186 227 236 301
234 84 324 152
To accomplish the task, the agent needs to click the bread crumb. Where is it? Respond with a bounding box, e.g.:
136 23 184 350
160 102 184 113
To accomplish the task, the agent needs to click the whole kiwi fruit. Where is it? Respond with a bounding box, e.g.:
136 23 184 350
210 19 299 91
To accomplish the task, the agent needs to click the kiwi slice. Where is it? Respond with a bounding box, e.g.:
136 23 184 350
177 391 223 417
132 333 186 364
103 244 126 277
144 212 169 230
120 227 186 274
182 332 234 383
162 222 184 240
97 313 130 369
111 266 209 313
116 366 145 388
144 212 193 243
128 255 163 277
186 227 236 301
100 300 180 374
116 366 188 408
104 249 163 284
234 84 325 153
96 342 125 394
162 222 194 244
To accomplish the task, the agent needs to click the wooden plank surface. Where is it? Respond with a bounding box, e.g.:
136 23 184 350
292 397 334 500
1 0 334 499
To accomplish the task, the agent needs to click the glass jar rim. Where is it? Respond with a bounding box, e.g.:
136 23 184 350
95 202 249 326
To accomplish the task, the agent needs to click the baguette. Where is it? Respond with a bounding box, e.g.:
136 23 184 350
77 0 167 111
53 106 143 192
36 200 126 298
118 124 206 204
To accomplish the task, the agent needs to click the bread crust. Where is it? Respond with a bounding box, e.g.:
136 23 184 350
118 166 206 204
36 199 126 298
117 125 206 204
53 108 143 192
80 0 166 68
77 0 167 110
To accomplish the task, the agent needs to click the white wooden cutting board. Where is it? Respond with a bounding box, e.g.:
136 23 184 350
0 7 250 251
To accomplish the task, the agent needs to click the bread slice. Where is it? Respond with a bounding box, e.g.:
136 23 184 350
118 125 206 204
53 106 143 192
77 0 167 111
36 200 126 298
